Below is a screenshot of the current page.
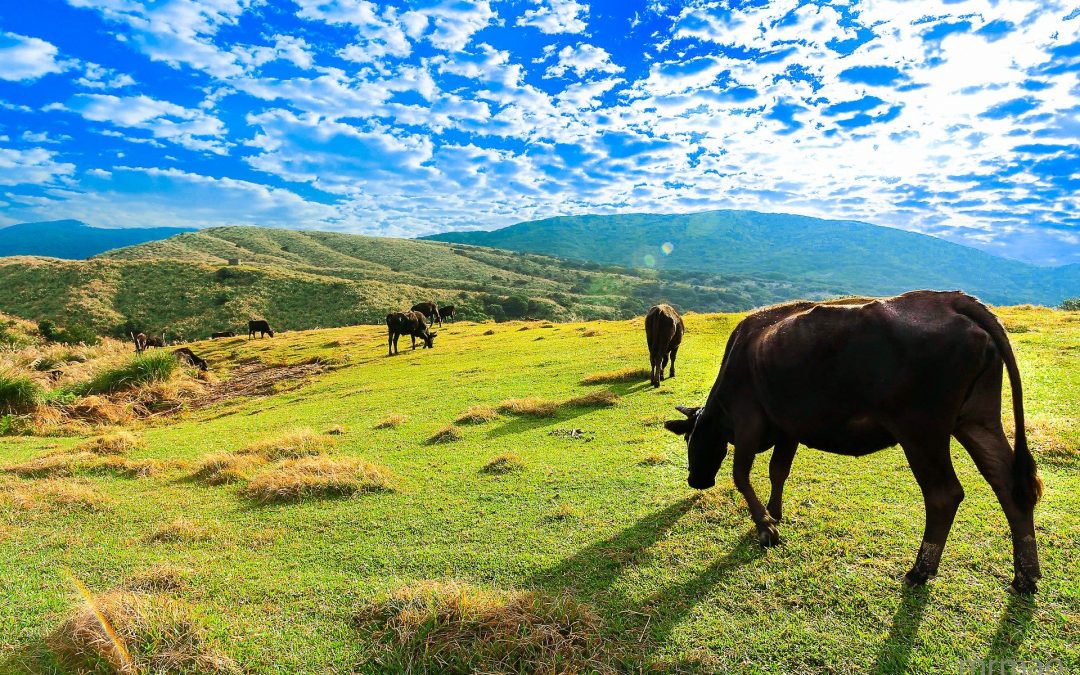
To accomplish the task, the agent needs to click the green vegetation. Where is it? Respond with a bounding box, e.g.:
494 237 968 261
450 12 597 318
0 307 1076 672
426 210 1080 305
0 225 844 340
74 351 178 395
0 372 42 414
37 319 100 346
1060 297 1080 311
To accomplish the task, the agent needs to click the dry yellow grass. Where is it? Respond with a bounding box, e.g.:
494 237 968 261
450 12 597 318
481 453 525 475
190 453 267 485
1027 415 1079 463
638 453 669 466
374 414 407 429
241 455 393 503
145 517 211 544
355 580 613 674
237 428 334 460
3 451 159 479
483 329 496 335
0 478 110 512
428 425 463 444
455 405 499 424
581 329 601 337
565 390 621 408
48 590 236 673
325 424 347 435
124 564 192 593
74 431 145 456
498 397 560 417
581 367 650 384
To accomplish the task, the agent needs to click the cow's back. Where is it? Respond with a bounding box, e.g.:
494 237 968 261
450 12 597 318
646 304 681 351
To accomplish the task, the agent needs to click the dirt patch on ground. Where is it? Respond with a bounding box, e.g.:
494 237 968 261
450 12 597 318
191 362 328 409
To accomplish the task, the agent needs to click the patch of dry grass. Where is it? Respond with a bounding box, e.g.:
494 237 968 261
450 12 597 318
74 431 145 456
3 451 160 479
481 453 525 475
47 589 236 673
241 455 393 503
355 580 614 674
565 390 620 408
374 414 406 429
145 517 212 544
582 367 649 385
325 424 347 435
483 329 496 335
581 329 601 337
190 453 267 485
455 405 499 425
124 564 192 593
498 397 560 417
1027 415 1079 464
428 425 463 444
638 453 669 466
237 428 333 460
0 478 110 512
548 503 577 521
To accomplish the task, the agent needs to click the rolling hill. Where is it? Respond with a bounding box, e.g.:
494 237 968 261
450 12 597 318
424 210 1080 305
0 226 845 340
0 220 194 259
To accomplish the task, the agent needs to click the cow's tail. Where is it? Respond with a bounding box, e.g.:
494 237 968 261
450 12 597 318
955 295 1043 509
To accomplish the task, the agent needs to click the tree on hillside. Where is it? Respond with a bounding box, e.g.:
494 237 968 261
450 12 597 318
1060 298 1080 311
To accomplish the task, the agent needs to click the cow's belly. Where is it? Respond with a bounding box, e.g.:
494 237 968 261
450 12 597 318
798 416 897 456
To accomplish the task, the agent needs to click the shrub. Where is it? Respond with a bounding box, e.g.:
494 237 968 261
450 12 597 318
355 581 612 674
1060 298 1080 311
0 372 43 414
241 456 393 503
38 319 100 346
76 352 178 395
238 428 333 460
481 454 525 475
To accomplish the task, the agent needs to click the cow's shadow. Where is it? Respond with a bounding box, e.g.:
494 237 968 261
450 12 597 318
871 584 931 674
986 593 1036 663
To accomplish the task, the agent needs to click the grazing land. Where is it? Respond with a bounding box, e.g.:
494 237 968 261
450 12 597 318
1 306 1077 672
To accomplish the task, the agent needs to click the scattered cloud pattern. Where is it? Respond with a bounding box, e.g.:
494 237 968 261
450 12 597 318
0 0 1077 263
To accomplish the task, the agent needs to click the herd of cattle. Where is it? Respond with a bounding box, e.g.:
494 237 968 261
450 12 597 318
125 290 1043 594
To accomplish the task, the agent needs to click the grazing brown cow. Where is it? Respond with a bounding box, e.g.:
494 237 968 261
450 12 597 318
664 291 1043 593
439 305 455 322
645 304 684 388
411 301 442 327
211 331 236 339
131 332 147 354
248 320 274 339
173 347 208 371
386 311 437 355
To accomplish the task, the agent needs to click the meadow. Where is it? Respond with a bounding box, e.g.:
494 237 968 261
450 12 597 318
0 306 1077 673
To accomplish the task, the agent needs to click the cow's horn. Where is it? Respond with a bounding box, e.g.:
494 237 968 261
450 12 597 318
675 405 696 417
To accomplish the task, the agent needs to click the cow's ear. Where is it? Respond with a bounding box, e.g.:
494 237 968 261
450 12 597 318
429 332 438 338
664 418 694 435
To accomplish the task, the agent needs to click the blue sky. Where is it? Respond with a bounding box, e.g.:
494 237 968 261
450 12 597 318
0 0 1078 265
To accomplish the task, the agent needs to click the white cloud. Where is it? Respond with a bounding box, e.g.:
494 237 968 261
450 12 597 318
518 0 589 35
545 43 622 78
0 147 75 185
75 62 136 90
0 32 70 81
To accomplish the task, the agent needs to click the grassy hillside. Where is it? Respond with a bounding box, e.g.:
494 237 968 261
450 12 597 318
1 306 1077 672
425 210 1080 305
0 226 845 340
0 220 193 260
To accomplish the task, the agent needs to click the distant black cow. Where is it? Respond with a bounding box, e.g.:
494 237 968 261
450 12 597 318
131 332 147 354
645 304 684 388
248 320 274 339
173 347 208 371
211 331 236 339
145 334 165 348
386 311 437 355
411 301 442 327
663 291 1044 593
439 305 456 322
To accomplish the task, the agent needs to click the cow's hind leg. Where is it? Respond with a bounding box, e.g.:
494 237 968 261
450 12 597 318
649 351 661 388
668 345 679 379
898 432 964 586
955 422 1041 594
766 440 797 522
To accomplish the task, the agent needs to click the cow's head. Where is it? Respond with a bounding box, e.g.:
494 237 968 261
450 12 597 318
423 331 437 348
665 405 727 489
267 329 275 337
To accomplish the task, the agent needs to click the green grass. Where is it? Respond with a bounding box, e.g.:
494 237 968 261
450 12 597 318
0 372 42 414
74 351 178 395
0 307 1077 672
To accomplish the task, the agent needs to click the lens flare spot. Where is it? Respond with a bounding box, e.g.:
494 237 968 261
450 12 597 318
643 254 656 268
661 242 674 255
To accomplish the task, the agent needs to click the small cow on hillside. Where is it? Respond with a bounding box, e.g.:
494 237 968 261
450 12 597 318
130 332 164 353
386 311 437 355
173 347 208 371
211 331 236 339
645 304 684 388
664 291 1044 594
145 334 165 348
438 305 456 322
248 320 274 339
411 301 442 327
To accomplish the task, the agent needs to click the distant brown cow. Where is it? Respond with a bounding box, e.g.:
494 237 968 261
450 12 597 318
131 332 147 354
386 311 437 355
173 347 208 371
645 304 684 388
411 302 441 327
248 320 274 339
439 305 455 322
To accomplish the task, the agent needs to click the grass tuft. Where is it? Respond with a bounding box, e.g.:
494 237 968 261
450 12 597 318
565 390 620 408
355 580 613 674
125 564 192 593
324 424 347 435
1 478 110 512
74 431 145 456
146 517 211 543
374 414 406 429
483 329 496 335
581 367 650 384
191 453 267 485
3 452 159 479
241 456 393 503
581 329 601 337
455 405 499 425
77 351 179 395
428 424 463 444
481 453 525 475
48 589 236 673
0 371 43 414
498 397 560 417
638 453 669 466
238 428 333 461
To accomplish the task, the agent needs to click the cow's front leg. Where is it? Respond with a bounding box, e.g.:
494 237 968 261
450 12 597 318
766 440 797 522
732 446 779 546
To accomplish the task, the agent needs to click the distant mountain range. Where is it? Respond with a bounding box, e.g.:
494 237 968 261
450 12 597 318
425 210 1079 306
0 220 194 259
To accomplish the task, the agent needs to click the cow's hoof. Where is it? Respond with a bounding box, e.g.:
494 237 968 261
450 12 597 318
903 568 934 586
756 523 780 547
1009 573 1038 595
652 381 660 388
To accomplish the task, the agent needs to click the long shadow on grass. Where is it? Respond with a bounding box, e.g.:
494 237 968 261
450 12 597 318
870 584 931 675
985 593 1036 664
485 405 617 440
